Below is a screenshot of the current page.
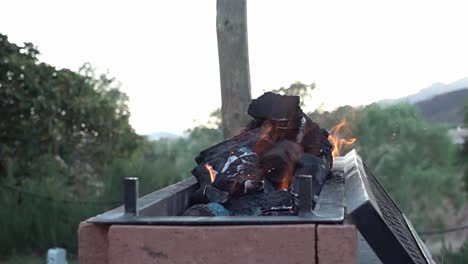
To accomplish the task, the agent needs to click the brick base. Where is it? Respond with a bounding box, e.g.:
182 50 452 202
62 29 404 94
317 225 357 264
78 222 357 264
78 222 109 264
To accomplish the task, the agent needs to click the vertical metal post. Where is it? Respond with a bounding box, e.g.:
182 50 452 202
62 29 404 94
124 177 139 216
297 174 313 217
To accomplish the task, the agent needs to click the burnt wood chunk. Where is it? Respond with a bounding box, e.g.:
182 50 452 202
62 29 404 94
301 115 324 156
228 190 293 216
259 140 302 189
194 128 260 165
248 92 300 123
191 129 263 204
183 203 230 216
189 92 334 213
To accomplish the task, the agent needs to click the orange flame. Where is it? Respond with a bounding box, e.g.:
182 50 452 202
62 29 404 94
328 119 357 158
204 163 216 183
253 121 274 155
279 163 295 190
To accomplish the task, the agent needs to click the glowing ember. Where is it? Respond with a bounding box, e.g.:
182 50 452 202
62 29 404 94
328 119 357 158
205 163 217 183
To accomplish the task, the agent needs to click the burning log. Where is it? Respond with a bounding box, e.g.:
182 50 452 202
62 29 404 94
191 129 262 203
187 92 334 216
258 139 302 190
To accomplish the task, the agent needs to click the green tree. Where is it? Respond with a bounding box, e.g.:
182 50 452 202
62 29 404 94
0 33 140 191
308 105 361 131
269 81 315 107
311 102 464 229
463 99 468 194
0 33 141 255
356 103 464 229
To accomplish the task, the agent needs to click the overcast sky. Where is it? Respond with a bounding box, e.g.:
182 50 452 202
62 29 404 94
2 0 468 134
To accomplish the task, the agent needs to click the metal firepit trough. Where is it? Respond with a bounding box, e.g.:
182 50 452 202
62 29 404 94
87 171 345 225
80 150 435 264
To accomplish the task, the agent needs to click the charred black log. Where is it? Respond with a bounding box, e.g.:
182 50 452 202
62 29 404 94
190 129 263 204
189 92 334 211
247 93 327 157
290 153 331 209
258 140 302 189
247 92 301 128
194 128 260 165
183 203 230 216
190 185 230 205
300 115 325 156
227 189 293 216
319 128 334 171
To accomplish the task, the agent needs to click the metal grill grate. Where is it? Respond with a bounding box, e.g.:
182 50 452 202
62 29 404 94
363 163 427 264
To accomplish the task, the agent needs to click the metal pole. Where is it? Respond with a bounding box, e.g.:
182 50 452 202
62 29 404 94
124 177 139 216
297 174 313 217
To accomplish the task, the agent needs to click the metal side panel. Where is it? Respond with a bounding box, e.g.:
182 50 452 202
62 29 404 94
344 150 435 264
87 177 198 222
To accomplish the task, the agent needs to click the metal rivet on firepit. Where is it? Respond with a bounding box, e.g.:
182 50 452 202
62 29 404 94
124 177 139 217
297 174 313 217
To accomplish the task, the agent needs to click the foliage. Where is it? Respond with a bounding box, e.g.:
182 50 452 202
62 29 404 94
463 99 468 194
0 33 140 192
310 103 464 230
100 126 223 203
362 104 464 229
465 99 468 126
308 105 361 131
0 122 222 256
0 33 141 256
0 174 105 256
269 81 315 107
441 240 468 264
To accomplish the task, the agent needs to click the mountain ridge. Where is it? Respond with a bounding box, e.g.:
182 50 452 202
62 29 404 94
415 88 468 126
379 77 468 105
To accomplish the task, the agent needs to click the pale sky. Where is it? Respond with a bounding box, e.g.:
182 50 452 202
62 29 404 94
2 0 468 134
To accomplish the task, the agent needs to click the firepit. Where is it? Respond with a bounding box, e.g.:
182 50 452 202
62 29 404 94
88 92 344 224
83 93 435 263
84 151 435 264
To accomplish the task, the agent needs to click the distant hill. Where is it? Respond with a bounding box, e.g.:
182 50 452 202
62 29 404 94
377 78 468 126
146 132 180 141
380 78 468 105
415 88 468 126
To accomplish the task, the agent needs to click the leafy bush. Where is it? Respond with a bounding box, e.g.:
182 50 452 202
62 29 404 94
0 33 140 187
356 104 464 229
0 173 105 255
0 33 141 256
